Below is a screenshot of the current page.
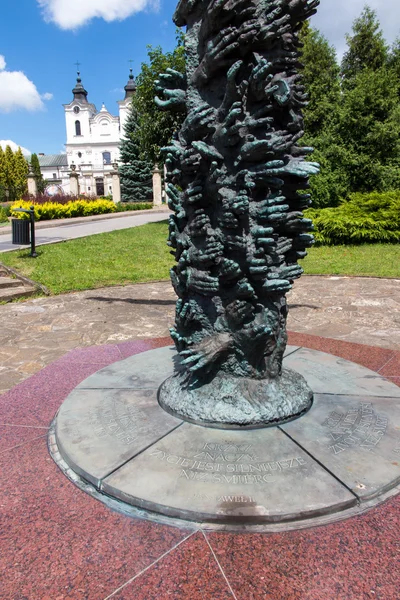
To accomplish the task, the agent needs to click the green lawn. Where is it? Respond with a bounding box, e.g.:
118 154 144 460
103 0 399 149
0 221 399 295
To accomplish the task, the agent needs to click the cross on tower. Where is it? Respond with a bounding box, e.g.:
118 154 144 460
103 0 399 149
74 61 81 74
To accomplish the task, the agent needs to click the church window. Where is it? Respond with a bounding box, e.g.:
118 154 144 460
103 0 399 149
53 173 57 179
75 120 81 136
78 152 82 158
103 151 111 165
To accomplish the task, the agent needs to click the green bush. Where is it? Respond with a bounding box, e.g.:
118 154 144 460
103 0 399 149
10 199 117 221
115 202 153 211
306 191 400 245
0 207 9 222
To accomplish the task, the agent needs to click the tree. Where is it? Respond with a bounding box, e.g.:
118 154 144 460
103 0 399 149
337 66 400 192
300 23 344 207
30 153 46 194
13 148 28 198
341 6 388 88
119 105 153 202
133 32 186 163
300 22 341 138
0 146 5 202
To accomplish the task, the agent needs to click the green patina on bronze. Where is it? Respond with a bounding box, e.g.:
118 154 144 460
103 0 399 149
156 0 320 427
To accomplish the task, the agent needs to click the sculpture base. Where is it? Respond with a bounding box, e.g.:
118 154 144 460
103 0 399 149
158 369 313 429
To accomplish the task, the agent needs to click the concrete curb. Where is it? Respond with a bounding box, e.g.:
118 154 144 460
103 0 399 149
0 207 171 236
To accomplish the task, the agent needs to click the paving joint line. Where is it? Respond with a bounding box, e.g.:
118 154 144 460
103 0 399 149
279 427 360 502
99 421 184 485
202 530 239 600
0 423 48 429
0 434 47 455
377 354 397 374
103 529 198 599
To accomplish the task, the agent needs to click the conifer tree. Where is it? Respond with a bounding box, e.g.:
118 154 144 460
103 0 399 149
30 153 46 194
300 22 341 138
4 145 16 201
119 105 153 202
0 146 5 202
341 6 388 88
14 148 28 198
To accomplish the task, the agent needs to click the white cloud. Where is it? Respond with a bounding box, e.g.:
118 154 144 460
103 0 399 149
311 0 400 60
42 92 53 100
0 140 31 156
37 0 159 30
0 56 51 113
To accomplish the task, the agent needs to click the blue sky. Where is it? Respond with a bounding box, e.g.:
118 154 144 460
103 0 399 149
0 0 399 156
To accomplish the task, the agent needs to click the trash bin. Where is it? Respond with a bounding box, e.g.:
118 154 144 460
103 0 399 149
11 218 30 245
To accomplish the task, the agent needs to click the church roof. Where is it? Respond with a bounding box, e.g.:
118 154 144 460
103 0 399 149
72 72 88 103
38 154 68 168
124 69 136 99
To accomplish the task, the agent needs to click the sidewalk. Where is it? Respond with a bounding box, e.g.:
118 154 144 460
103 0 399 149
0 276 399 394
0 207 171 252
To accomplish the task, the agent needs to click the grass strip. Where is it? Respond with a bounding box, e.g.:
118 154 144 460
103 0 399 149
0 222 399 295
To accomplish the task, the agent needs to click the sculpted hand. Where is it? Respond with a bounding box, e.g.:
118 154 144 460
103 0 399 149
187 268 219 295
189 210 211 237
218 258 242 281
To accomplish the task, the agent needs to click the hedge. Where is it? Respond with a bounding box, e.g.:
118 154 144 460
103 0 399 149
10 199 117 221
305 191 400 245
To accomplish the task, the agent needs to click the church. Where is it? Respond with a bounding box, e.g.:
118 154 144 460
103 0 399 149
38 70 136 196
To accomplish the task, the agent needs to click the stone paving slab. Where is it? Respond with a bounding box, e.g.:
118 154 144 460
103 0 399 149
284 347 400 397
56 388 181 486
283 393 400 500
0 276 399 395
55 346 400 528
102 423 356 524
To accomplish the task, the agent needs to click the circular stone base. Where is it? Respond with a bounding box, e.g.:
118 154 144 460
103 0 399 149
158 368 313 428
52 345 400 531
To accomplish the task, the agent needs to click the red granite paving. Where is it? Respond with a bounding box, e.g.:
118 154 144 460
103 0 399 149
0 335 399 600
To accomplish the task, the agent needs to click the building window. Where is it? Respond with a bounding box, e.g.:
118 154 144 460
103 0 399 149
75 120 81 136
78 152 82 158
53 173 57 179
102 151 111 165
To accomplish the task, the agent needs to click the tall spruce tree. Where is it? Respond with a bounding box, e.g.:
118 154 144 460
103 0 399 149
300 23 345 207
338 8 400 193
341 6 388 88
30 153 46 194
119 104 153 202
0 146 5 202
4 145 16 201
14 148 28 198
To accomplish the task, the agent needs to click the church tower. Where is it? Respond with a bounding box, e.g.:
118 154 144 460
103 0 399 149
118 69 136 131
63 72 97 163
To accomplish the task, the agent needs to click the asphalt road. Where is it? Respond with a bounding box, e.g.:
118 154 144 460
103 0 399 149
0 212 169 252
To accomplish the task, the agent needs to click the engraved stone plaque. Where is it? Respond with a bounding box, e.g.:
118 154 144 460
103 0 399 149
56 388 181 486
102 423 356 523
284 348 400 397
283 394 400 499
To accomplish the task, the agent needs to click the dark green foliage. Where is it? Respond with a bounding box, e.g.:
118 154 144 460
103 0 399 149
115 202 153 211
119 105 153 203
30 153 46 195
133 32 186 163
306 191 400 245
300 8 400 208
300 22 340 138
341 6 388 87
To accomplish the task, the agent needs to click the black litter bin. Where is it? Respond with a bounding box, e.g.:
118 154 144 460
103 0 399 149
12 218 30 245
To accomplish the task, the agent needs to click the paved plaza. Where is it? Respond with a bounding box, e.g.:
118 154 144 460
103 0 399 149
1 275 400 599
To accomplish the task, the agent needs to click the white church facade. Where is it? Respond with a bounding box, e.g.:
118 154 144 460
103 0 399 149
38 71 136 196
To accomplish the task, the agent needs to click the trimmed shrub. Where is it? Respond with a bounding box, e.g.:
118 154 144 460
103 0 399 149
10 199 117 221
306 191 400 245
115 202 153 212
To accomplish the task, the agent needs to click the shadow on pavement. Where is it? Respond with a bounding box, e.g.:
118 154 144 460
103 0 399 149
87 296 176 306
